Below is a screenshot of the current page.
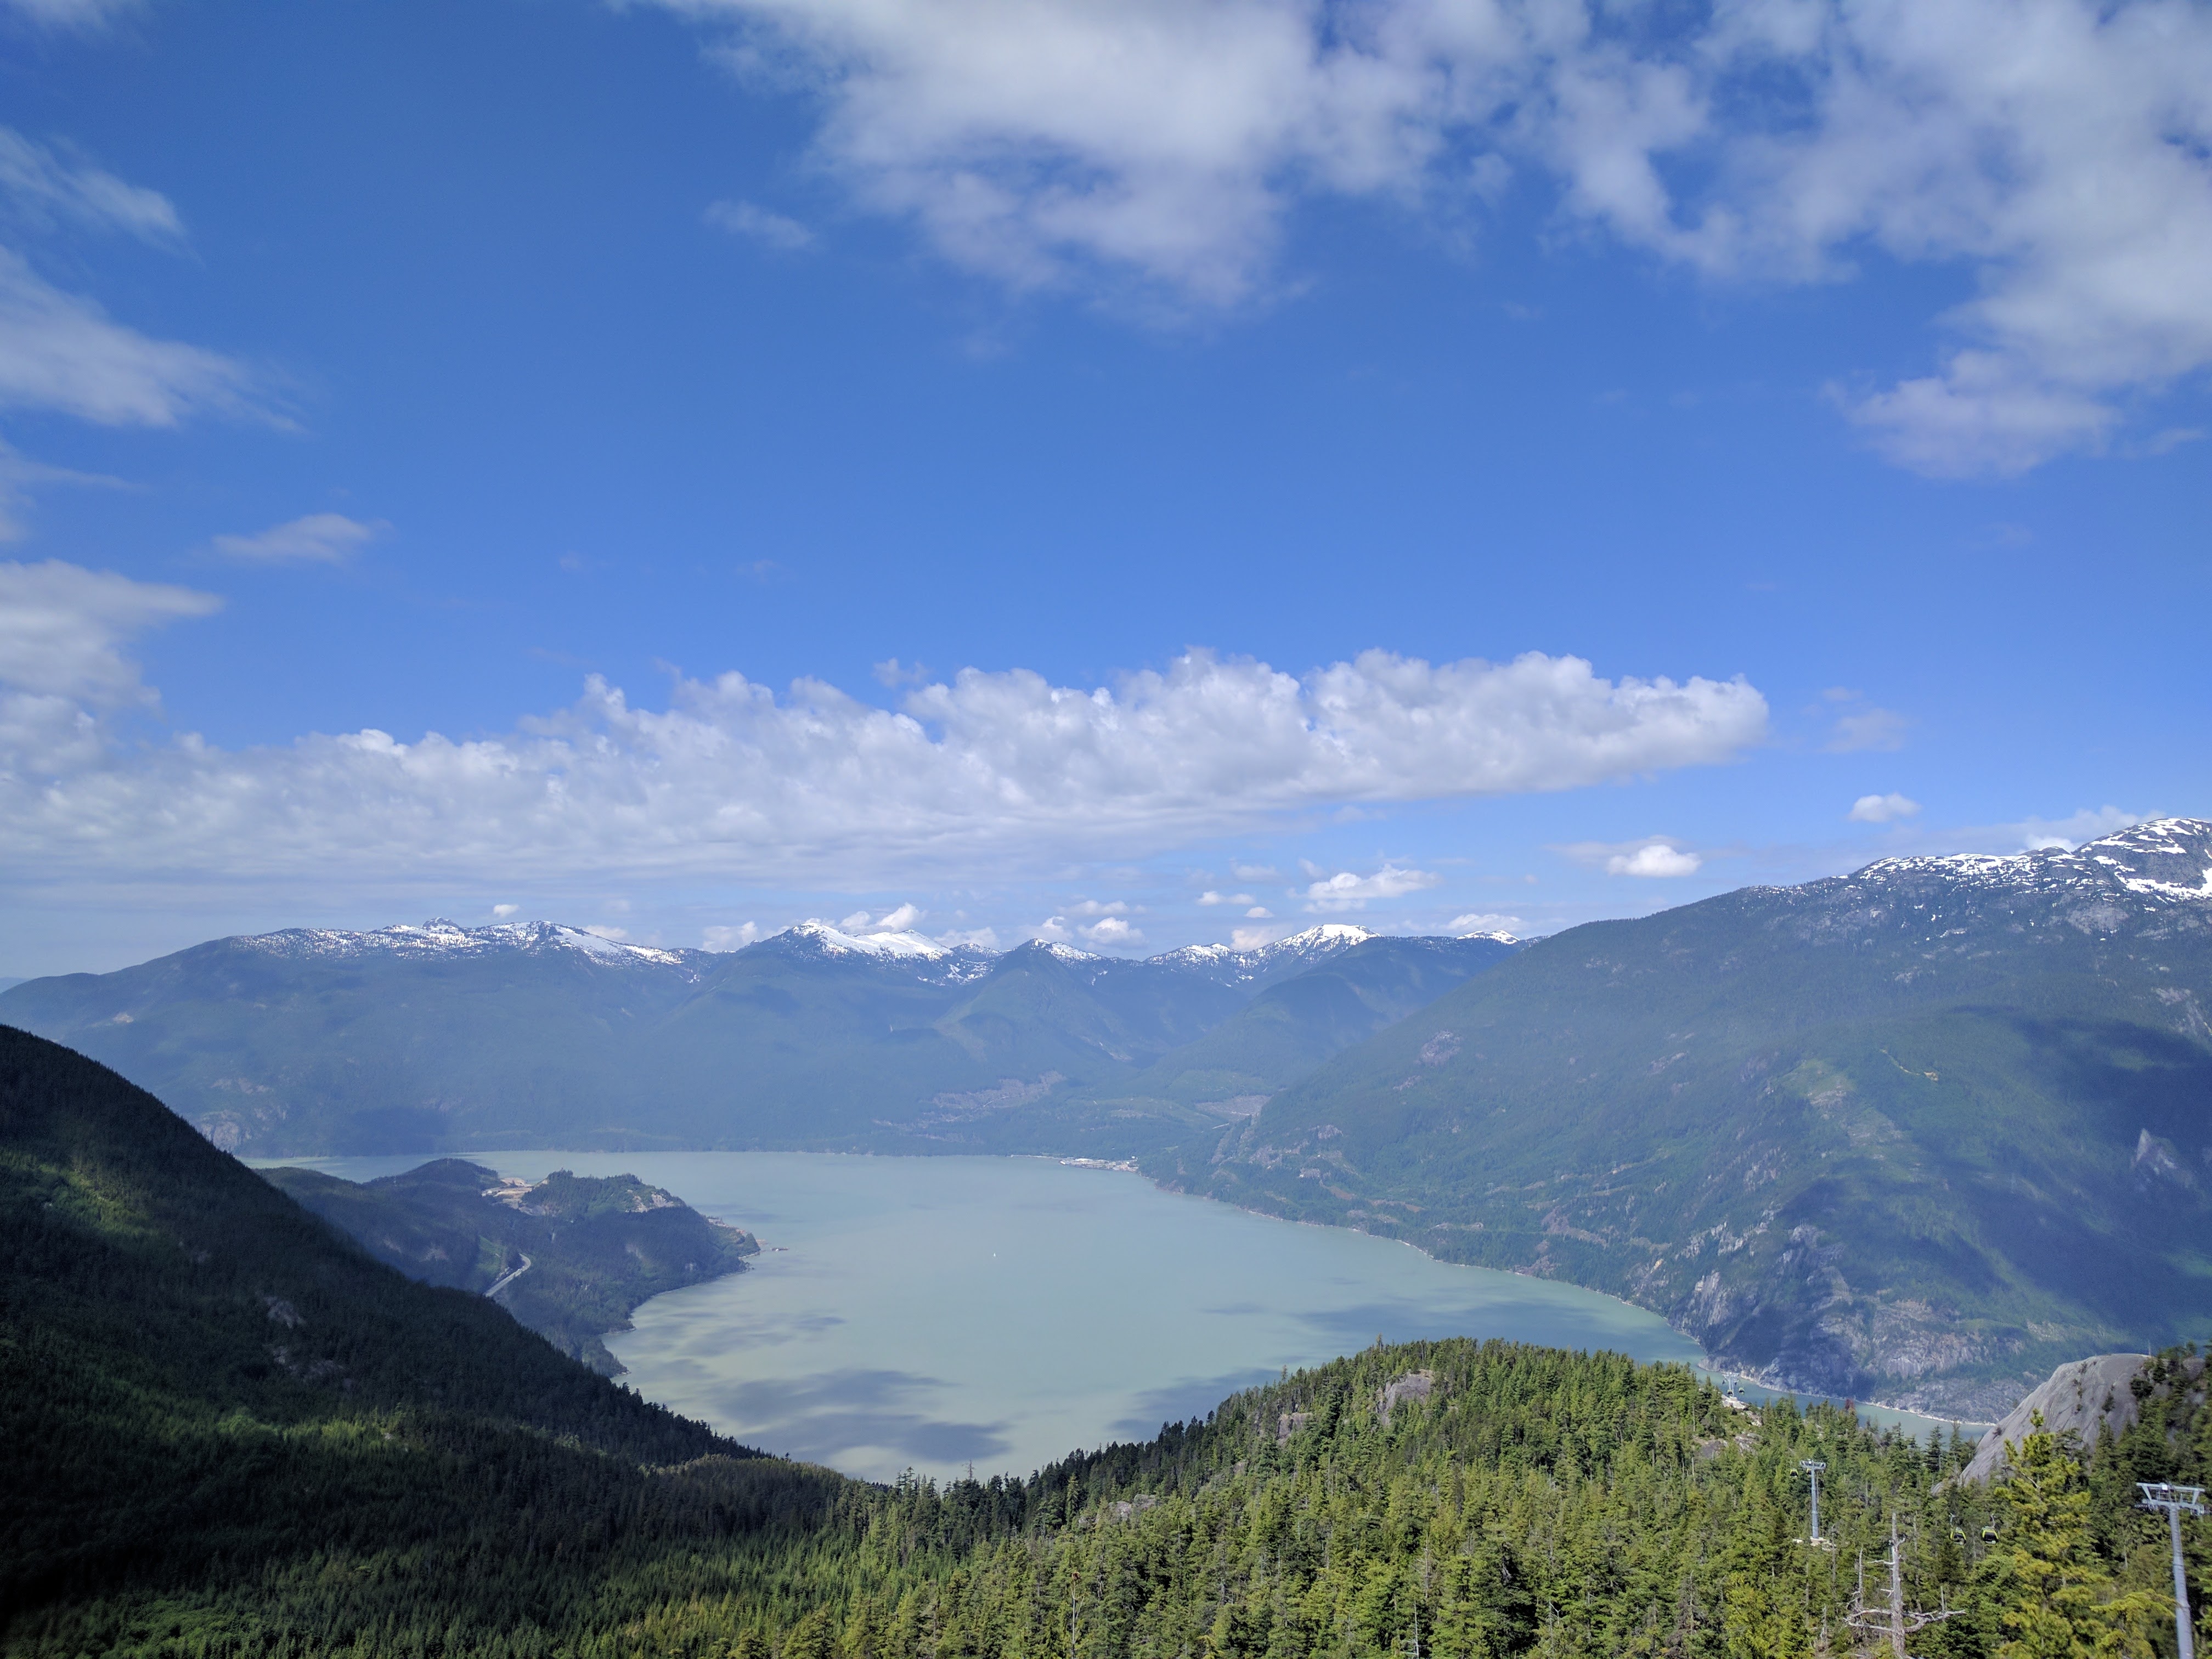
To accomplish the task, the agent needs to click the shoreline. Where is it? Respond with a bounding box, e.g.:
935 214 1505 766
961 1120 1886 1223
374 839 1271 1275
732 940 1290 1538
253 1142 2008 1435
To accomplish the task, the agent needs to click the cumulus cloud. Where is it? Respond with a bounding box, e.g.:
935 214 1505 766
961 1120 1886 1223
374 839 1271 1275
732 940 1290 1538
935 925 1000 950
1244 906 1272 919
704 198 817 251
1849 792 1921 823
1081 915 1143 946
1197 890 1253 906
211 512 386 566
1301 863 1441 912
659 0 2212 472
0 591 1767 893
703 921 760 950
1558 836 1704 878
1067 898 1129 917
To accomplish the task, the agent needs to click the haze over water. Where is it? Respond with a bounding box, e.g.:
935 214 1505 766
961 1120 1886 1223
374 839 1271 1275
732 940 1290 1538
290 1150 1716 1481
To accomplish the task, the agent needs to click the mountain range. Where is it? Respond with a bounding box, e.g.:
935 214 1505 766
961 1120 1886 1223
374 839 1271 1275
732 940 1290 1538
7 820 2210 1415
0 920 1518 1159
1156 819 2212 1416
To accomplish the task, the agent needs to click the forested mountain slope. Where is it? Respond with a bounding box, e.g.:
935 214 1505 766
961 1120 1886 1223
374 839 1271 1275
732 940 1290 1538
263 1158 759 1374
0 919 1444 1158
0 1024 778 1626
1079 934 1521 1117
1162 820 2212 1418
9 1022 2209 1658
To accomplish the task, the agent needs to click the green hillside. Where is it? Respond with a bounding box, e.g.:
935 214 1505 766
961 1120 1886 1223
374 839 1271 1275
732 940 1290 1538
263 1159 759 1373
1158 820 2212 1418
9 1020 2211 1657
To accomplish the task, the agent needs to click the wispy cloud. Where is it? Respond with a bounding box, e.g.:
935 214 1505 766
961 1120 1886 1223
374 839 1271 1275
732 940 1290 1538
705 198 816 252
211 512 387 566
0 129 182 243
0 249 261 426
659 0 2212 472
0 0 140 32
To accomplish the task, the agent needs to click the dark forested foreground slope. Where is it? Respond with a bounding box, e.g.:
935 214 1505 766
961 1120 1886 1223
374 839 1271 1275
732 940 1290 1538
0 921 1498 1160
263 1159 759 1374
1163 820 2212 1418
0 1026 801 1624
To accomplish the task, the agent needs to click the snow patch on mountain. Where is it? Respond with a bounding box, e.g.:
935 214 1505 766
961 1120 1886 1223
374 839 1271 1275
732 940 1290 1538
238 919 697 969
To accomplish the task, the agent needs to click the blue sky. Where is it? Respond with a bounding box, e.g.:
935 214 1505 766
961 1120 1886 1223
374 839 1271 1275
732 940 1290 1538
1 0 2207 975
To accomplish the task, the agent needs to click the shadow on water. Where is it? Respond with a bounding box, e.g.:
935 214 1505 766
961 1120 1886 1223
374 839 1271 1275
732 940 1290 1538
1107 1367 1285 1441
697 1367 1015 1469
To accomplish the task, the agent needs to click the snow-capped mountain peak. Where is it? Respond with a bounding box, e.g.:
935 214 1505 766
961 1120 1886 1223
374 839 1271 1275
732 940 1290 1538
780 919 953 960
1849 817 2212 907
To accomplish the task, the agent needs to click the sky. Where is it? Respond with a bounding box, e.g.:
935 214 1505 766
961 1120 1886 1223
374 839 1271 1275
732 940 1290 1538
1 0 2207 977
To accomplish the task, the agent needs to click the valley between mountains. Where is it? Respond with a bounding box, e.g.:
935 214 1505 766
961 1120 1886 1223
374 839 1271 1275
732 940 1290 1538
7 819 2211 1419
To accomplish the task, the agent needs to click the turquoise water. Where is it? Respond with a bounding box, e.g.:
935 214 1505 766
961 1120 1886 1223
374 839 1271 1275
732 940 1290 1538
275 1151 1972 1481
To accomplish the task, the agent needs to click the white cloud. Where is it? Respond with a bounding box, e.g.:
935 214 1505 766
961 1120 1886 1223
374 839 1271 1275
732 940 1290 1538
0 0 139 31
1848 792 1922 824
2008 805 2145 851
0 249 259 426
1068 898 1129 916
1244 906 1272 919
1828 707 1910 753
1611 843 1702 878
876 901 925 930
1302 863 1441 912
211 512 386 566
838 909 872 930
0 601 1767 893
0 558 219 706
1033 916 1073 943
492 902 520 918
0 441 123 541
935 924 1000 950
1080 915 1143 946
0 128 182 244
703 921 761 950
1448 911 1521 934
704 198 817 251
659 0 2212 473
1230 862 1277 881
1197 890 1253 906
1557 836 1705 878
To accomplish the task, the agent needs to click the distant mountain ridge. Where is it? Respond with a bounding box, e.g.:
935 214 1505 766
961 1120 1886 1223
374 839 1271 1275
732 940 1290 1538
1157 819 2212 1417
0 918 1509 1160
